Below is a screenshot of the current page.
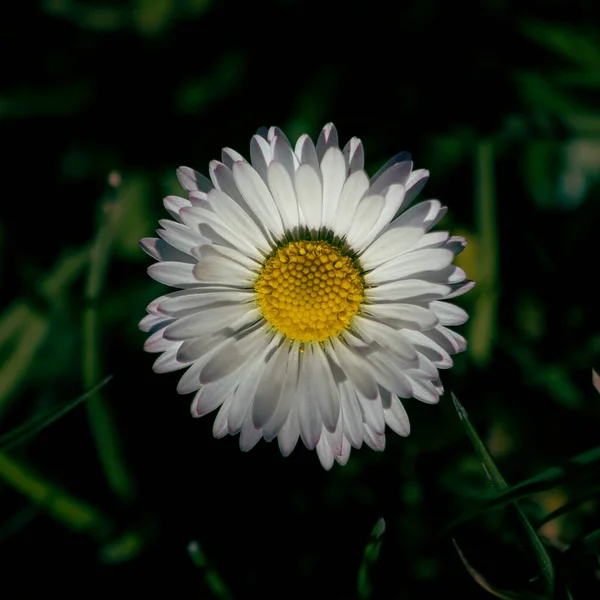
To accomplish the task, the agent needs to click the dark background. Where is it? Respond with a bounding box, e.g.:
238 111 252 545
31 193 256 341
1 0 599 598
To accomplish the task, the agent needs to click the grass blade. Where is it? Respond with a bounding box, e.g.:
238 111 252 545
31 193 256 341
452 393 555 597
357 517 386 599
453 539 545 600
188 540 233 600
0 375 113 452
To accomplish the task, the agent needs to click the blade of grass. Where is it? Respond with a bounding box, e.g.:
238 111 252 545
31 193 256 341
83 172 136 504
452 393 555 597
0 452 113 539
0 309 49 414
447 445 600 529
453 539 545 600
0 375 113 452
357 517 386 600
536 485 600 528
188 540 233 600
469 139 499 366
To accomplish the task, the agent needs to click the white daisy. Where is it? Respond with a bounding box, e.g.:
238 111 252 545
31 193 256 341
140 123 473 469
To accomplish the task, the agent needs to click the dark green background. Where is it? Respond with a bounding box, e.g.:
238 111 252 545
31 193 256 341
1 0 599 598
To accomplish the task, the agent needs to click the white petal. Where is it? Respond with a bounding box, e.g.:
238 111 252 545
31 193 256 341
406 376 440 404
297 346 323 450
267 161 299 232
163 195 191 220
271 135 298 181
191 377 235 417
345 194 385 249
193 255 255 287
369 156 412 196
412 231 450 251
430 301 469 325
359 226 424 271
334 170 370 237
383 395 411 437
320 147 347 229
232 161 284 239
143 328 175 353
316 123 339 162
366 352 413 399
316 435 335 470
342 137 364 174
400 169 429 213
177 166 213 193
351 317 418 363
153 348 185 373
239 414 262 452
446 280 476 299
250 134 271 183
180 206 263 260
157 220 203 255
221 147 245 168
363 424 386 451
365 249 454 285
252 342 289 429
228 360 265 434
357 391 386 435
148 261 198 287
207 188 270 254
339 381 364 448
356 184 408 250
294 163 323 230
368 279 450 303
164 304 254 341
192 243 259 272
401 329 453 368
389 200 443 232
365 304 439 331
158 289 252 316
312 344 340 433
334 436 351 465
329 337 378 400
294 134 320 176
140 238 195 263
212 393 234 438
263 344 299 441
278 399 300 456
200 327 272 383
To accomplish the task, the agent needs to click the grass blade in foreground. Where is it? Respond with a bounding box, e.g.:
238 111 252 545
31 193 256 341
453 539 545 600
0 375 113 452
452 393 555 597
188 540 233 600
357 517 386 599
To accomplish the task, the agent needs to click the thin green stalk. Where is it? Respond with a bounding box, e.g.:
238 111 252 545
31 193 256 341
469 139 499 366
83 175 136 504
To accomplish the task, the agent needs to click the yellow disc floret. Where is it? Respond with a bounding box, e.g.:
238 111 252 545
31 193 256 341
255 240 364 342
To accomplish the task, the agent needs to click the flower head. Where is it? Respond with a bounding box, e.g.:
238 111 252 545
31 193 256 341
140 123 473 469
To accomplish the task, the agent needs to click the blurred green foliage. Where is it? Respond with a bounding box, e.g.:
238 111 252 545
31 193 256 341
1 0 600 598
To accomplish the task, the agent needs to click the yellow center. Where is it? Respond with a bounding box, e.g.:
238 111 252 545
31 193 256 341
255 240 364 342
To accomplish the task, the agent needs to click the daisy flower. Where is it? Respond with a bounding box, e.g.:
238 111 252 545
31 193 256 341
140 123 473 469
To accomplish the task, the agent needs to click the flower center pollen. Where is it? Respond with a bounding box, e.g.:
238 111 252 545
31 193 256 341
255 240 364 342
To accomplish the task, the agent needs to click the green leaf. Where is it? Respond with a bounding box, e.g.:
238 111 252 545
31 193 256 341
0 375 113 452
357 517 386 599
452 393 555 597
